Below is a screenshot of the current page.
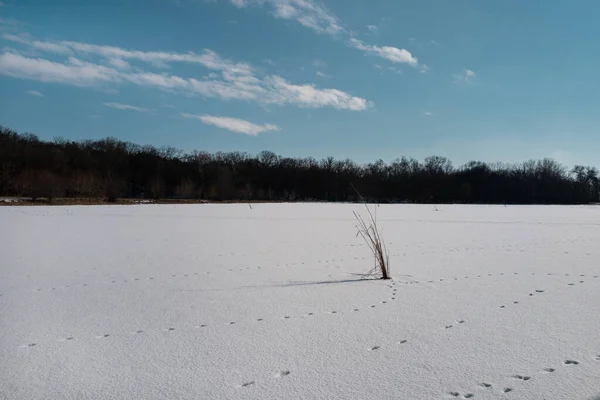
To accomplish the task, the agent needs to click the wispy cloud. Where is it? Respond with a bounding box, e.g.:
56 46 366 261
316 71 329 78
420 64 430 74
104 102 151 112
228 0 419 69
182 113 280 136
231 0 343 36
0 34 371 111
107 57 130 69
349 38 418 66
423 111 433 116
26 89 44 97
454 69 476 84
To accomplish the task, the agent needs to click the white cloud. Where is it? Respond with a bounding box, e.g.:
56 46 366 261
104 102 151 112
265 75 370 110
312 59 326 68
107 57 130 69
228 1 420 68
423 111 433 116
0 39 371 111
420 64 429 74
349 38 418 66
26 89 44 97
0 52 121 86
315 71 329 78
182 113 280 136
2 33 255 76
232 0 343 36
454 69 476 84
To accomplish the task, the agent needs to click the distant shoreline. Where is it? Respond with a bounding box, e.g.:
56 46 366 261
1 197 597 207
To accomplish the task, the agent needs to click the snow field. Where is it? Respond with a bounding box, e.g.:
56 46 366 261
1 204 599 399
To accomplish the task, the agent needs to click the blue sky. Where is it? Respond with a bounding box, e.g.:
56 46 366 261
1 0 599 167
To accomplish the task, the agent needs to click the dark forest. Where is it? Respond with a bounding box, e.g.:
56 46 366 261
1 126 598 204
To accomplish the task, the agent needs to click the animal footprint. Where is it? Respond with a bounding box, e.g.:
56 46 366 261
445 325 453 329
97 334 110 338
241 381 255 388
564 360 579 365
449 392 460 397
513 375 530 381
399 340 407 344
503 388 513 393
481 383 492 388
275 370 290 378
535 290 544 293
543 368 555 373
464 394 474 398
370 346 380 351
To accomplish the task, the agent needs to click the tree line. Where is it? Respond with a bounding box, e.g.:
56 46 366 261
0 125 598 204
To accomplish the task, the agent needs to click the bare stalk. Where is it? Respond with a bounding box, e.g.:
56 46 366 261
351 185 390 280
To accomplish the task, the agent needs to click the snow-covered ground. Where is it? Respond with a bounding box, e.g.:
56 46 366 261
1 204 599 400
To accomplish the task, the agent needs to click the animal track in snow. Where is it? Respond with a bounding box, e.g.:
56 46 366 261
543 368 555 373
564 359 579 365
513 375 531 381
275 370 290 378
370 345 380 351
241 381 255 388
503 388 513 393
481 382 492 388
